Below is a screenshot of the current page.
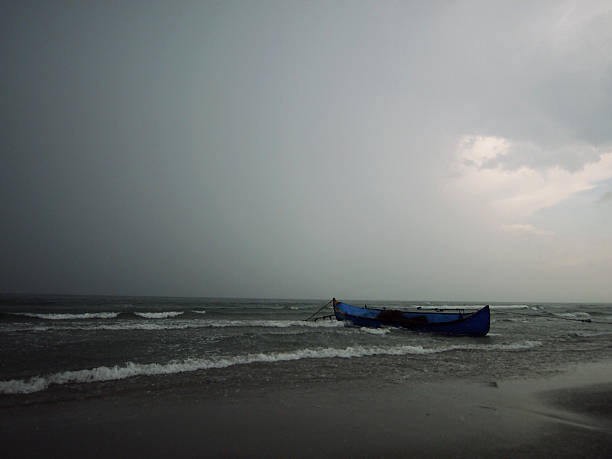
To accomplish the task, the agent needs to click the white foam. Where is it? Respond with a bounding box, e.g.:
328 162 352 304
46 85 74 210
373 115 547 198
0 341 543 395
193 310 207 314
555 312 592 320
1 319 344 333
492 304 530 310
134 311 184 319
2 323 194 332
203 319 343 328
361 327 391 335
12 312 119 320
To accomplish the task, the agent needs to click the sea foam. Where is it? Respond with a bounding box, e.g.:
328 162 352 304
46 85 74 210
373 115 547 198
361 327 391 335
555 312 592 320
13 312 119 320
134 311 184 319
0 341 542 395
1 319 344 333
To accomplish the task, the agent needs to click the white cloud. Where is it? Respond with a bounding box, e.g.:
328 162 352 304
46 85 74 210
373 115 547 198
500 224 555 236
457 135 509 168
452 135 612 219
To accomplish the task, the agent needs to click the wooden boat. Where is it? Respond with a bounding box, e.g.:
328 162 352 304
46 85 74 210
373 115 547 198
332 299 490 336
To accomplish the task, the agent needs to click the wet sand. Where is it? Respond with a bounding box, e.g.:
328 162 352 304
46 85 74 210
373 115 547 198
2 362 612 458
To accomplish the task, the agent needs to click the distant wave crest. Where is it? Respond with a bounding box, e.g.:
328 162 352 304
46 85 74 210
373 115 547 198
12 312 119 320
7 311 189 321
555 312 591 320
133 311 184 319
2 319 344 332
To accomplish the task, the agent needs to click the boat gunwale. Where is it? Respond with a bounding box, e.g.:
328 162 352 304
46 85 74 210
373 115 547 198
335 303 482 316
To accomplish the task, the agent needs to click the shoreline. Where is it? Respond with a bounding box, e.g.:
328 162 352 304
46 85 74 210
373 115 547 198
2 361 612 457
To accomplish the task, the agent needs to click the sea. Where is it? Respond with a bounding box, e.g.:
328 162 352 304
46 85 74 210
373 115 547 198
1 294 612 403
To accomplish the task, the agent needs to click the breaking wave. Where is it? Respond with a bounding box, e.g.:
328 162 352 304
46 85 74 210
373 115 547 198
361 327 391 336
5 311 191 321
492 304 530 310
555 312 592 321
133 311 184 319
0 341 542 394
11 312 119 320
2 319 344 332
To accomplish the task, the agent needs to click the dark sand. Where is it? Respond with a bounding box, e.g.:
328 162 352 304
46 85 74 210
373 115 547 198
2 361 612 458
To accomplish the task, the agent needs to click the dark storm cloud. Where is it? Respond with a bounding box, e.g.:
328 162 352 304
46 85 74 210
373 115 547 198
2 1 611 301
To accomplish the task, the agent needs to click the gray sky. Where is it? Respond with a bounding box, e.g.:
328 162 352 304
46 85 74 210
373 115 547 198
2 1 611 302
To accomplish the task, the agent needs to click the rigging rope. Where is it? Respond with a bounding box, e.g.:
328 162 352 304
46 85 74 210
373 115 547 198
304 299 332 321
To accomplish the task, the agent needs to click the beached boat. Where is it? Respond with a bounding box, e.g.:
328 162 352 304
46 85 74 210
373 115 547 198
332 299 490 336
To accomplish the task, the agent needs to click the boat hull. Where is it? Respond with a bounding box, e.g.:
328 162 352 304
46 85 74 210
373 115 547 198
333 302 490 336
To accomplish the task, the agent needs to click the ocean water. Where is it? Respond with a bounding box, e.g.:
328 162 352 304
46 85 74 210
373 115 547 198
1 294 612 401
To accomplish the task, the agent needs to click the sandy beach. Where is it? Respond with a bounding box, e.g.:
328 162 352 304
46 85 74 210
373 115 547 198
2 360 612 458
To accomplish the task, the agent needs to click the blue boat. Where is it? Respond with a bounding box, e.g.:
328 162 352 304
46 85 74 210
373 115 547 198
332 299 490 336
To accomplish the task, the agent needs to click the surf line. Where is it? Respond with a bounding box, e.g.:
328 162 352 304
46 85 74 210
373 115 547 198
0 341 542 395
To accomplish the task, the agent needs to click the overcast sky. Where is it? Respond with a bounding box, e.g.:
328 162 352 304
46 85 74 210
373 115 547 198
2 1 611 302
